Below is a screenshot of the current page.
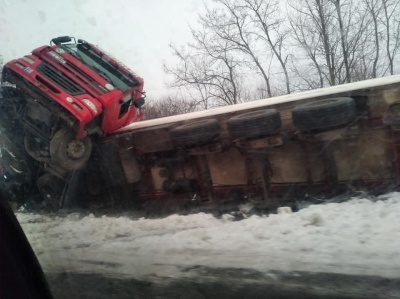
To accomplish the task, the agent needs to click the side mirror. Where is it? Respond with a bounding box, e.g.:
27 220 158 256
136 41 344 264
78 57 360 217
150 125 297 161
50 36 75 45
134 96 145 108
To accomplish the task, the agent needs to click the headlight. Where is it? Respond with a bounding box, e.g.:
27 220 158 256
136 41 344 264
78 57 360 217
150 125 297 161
82 99 98 113
14 62 25 68
22 56 35 64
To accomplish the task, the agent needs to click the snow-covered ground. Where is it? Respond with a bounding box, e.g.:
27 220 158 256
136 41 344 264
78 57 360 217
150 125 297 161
16 192 400 282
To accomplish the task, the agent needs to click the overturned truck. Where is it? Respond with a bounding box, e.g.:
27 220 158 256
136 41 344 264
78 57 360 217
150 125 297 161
1 37 400 213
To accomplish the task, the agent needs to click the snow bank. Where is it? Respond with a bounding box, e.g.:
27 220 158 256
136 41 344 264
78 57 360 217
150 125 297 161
16 193 400 280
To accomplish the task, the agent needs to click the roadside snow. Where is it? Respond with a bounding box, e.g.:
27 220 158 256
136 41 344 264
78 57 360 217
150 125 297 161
16 193 400 280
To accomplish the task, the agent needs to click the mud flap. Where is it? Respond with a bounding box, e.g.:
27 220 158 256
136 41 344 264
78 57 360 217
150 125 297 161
95 142 140 209
118 148 141 183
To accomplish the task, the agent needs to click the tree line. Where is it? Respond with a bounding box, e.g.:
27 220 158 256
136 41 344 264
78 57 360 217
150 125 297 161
0 55 3 81
146 0 400 119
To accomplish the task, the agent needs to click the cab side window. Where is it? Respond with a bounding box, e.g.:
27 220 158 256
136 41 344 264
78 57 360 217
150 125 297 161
119 93 133 118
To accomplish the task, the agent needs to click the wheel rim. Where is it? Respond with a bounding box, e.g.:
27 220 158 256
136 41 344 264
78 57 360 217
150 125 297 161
66 139 86 159
50 128 93 170
42 187 54 200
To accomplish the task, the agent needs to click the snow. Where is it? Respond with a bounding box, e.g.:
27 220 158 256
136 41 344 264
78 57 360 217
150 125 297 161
16 192 400 281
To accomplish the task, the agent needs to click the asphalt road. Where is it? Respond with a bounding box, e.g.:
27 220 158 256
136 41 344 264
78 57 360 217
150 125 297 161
46 266 400 299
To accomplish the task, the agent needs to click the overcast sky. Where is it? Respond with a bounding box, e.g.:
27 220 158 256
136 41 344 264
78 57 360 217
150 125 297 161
0 0 212 98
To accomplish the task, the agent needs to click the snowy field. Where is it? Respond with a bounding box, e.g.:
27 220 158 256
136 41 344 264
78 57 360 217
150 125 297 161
15 192 400 297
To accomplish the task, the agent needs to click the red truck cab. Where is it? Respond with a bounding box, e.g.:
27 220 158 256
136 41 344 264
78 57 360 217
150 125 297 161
1 36 145 171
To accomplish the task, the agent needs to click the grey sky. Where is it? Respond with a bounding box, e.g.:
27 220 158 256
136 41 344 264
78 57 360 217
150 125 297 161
0 0 212 98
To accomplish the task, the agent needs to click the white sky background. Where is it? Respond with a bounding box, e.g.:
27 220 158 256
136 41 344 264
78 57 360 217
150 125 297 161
0 0 213 98
16 193 400 281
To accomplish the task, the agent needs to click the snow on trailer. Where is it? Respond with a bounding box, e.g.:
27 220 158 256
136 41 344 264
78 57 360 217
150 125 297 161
118 74 400 131
85 75 400 214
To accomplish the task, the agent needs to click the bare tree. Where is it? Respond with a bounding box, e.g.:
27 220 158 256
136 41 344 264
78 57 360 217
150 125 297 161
381 0 400 75
363 0 383 78
164 22 246 108
242 0 291 93
333 0 354 82
200 0 273 97
333 0 370 82
288 0 372 86
288 15 325 89
164 0 400 106
288 0 338 86
0 55 3 81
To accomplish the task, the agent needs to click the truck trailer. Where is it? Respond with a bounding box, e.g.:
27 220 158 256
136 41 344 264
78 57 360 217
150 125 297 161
86 75 400 214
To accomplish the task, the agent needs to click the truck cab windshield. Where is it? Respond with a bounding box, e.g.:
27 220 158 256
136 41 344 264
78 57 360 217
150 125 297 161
63 44 138 93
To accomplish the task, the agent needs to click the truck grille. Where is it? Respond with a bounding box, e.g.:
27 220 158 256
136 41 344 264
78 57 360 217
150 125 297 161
37 62 86 95
65 61 106 95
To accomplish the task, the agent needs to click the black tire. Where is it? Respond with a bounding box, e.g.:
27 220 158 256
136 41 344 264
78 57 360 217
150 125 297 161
227 109 281 139
37 174 65 210
292 97 356 130
170 119 220 147
50 128 92 170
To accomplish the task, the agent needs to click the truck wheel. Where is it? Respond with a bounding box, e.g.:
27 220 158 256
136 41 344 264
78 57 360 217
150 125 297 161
50 128 92 170
227 109 281 139
170 119 220 147
37 174 65 210
292 97 356 130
